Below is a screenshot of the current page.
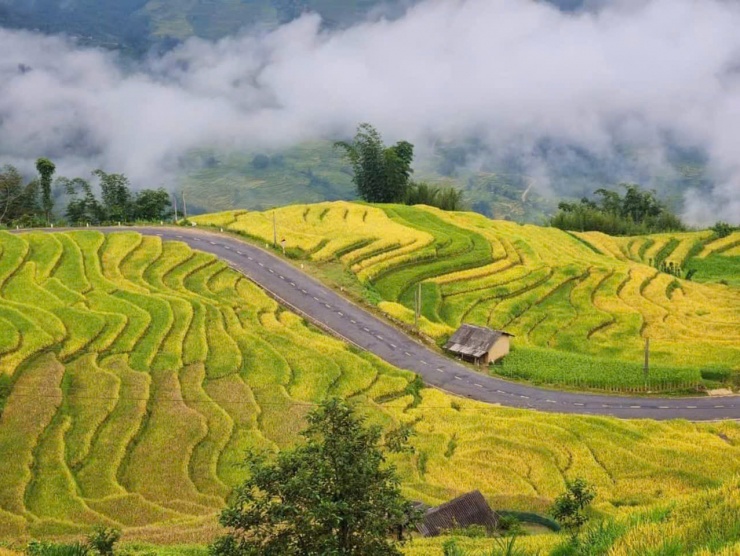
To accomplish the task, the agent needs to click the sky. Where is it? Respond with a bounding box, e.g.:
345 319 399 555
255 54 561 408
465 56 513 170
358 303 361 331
1 0 740 224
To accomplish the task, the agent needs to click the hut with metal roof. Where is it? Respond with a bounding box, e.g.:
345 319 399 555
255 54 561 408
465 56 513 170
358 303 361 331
444 324 513 365
416 490 500 537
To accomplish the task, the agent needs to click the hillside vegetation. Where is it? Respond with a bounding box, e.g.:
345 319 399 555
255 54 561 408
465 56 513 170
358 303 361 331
577 229 740 287
0 230 739 545
193 202 740 391
180 142 553 222
407 478 740 556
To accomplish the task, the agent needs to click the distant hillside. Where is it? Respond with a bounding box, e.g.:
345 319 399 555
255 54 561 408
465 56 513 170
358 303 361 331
180 141 556 223
0 0 404 51
0 0 597 52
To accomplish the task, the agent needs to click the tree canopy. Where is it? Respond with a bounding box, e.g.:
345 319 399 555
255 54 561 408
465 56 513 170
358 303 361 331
36 157 56 224
551 183 685 235
0 160 173 226
336 123 464 211
212 398 416 556
551 478 596 541
335 123 415 203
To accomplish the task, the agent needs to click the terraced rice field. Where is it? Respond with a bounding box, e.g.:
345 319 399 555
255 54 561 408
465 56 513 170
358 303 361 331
576 229 740 287
193 203 740 390
1 230 739 543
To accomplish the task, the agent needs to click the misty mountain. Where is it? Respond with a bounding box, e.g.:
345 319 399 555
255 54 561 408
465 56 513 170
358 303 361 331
2 0 739 225
0 0 406 52
0 0 588 52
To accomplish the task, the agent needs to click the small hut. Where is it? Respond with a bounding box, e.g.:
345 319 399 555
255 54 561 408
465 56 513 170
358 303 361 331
444 324 513 365
416 490 499 537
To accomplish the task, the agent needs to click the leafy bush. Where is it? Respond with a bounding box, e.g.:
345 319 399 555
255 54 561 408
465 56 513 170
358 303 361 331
87 526 121 556
404 182 464 211
551 478 596 540
711 221 734 238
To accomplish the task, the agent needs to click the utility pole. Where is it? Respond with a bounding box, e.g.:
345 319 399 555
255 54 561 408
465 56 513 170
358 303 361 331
172 194 179 222
273 211 277 248
182 191 187 220
414 283 421 328
643 337 650 382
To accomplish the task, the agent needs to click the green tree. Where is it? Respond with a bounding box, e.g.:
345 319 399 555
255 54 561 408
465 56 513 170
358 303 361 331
36 157 56 224
94 169 132 222
60 177 103 225
551 184 684 235
212 398 417 556
86 525 121 556
711 221 734 238
335 123 414 203
133 188 171 221
0 165 25 224
551 478 596 541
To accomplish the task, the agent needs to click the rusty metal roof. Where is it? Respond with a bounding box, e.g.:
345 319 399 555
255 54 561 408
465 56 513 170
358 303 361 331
416 490 499 537
443 324 512 358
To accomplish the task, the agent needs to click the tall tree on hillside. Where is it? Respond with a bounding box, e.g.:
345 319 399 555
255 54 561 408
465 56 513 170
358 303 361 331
212 398 417 556
0 165 25 224
60 177 103 225
36 157 56 224
95 169 132 222
133 188 171 221
335 123 414 203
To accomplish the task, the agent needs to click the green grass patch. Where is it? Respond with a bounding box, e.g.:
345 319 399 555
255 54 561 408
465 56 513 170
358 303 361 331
494 345 702 392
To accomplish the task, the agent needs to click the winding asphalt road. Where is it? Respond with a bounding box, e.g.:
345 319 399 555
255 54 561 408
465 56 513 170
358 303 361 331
26 226 740 421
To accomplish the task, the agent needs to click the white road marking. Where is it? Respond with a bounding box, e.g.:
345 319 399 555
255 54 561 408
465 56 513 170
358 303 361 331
436 368 445 373
248 256 253 260
714 405 725 408
630 405 641 409
301 289 307 294
258 262 264 267
454 376 462 381
521 395 531 400
376 335 383 340
209 241 217 245
313 296 319 301
573 402 584 406
686 406 697 409
546 400 557 404
325 304 332 308
659 406 670 409
279 275 285 280
290 282 296 287
474 383 483 388
350 319 356 324
390 344 397 349
404 351 412 356
363 327 371 332
237 251 243 255
420 360 428 365
337 312 343 316
269 269 274 273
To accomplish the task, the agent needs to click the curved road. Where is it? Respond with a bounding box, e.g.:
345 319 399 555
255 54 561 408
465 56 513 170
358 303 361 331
29 226 740 421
